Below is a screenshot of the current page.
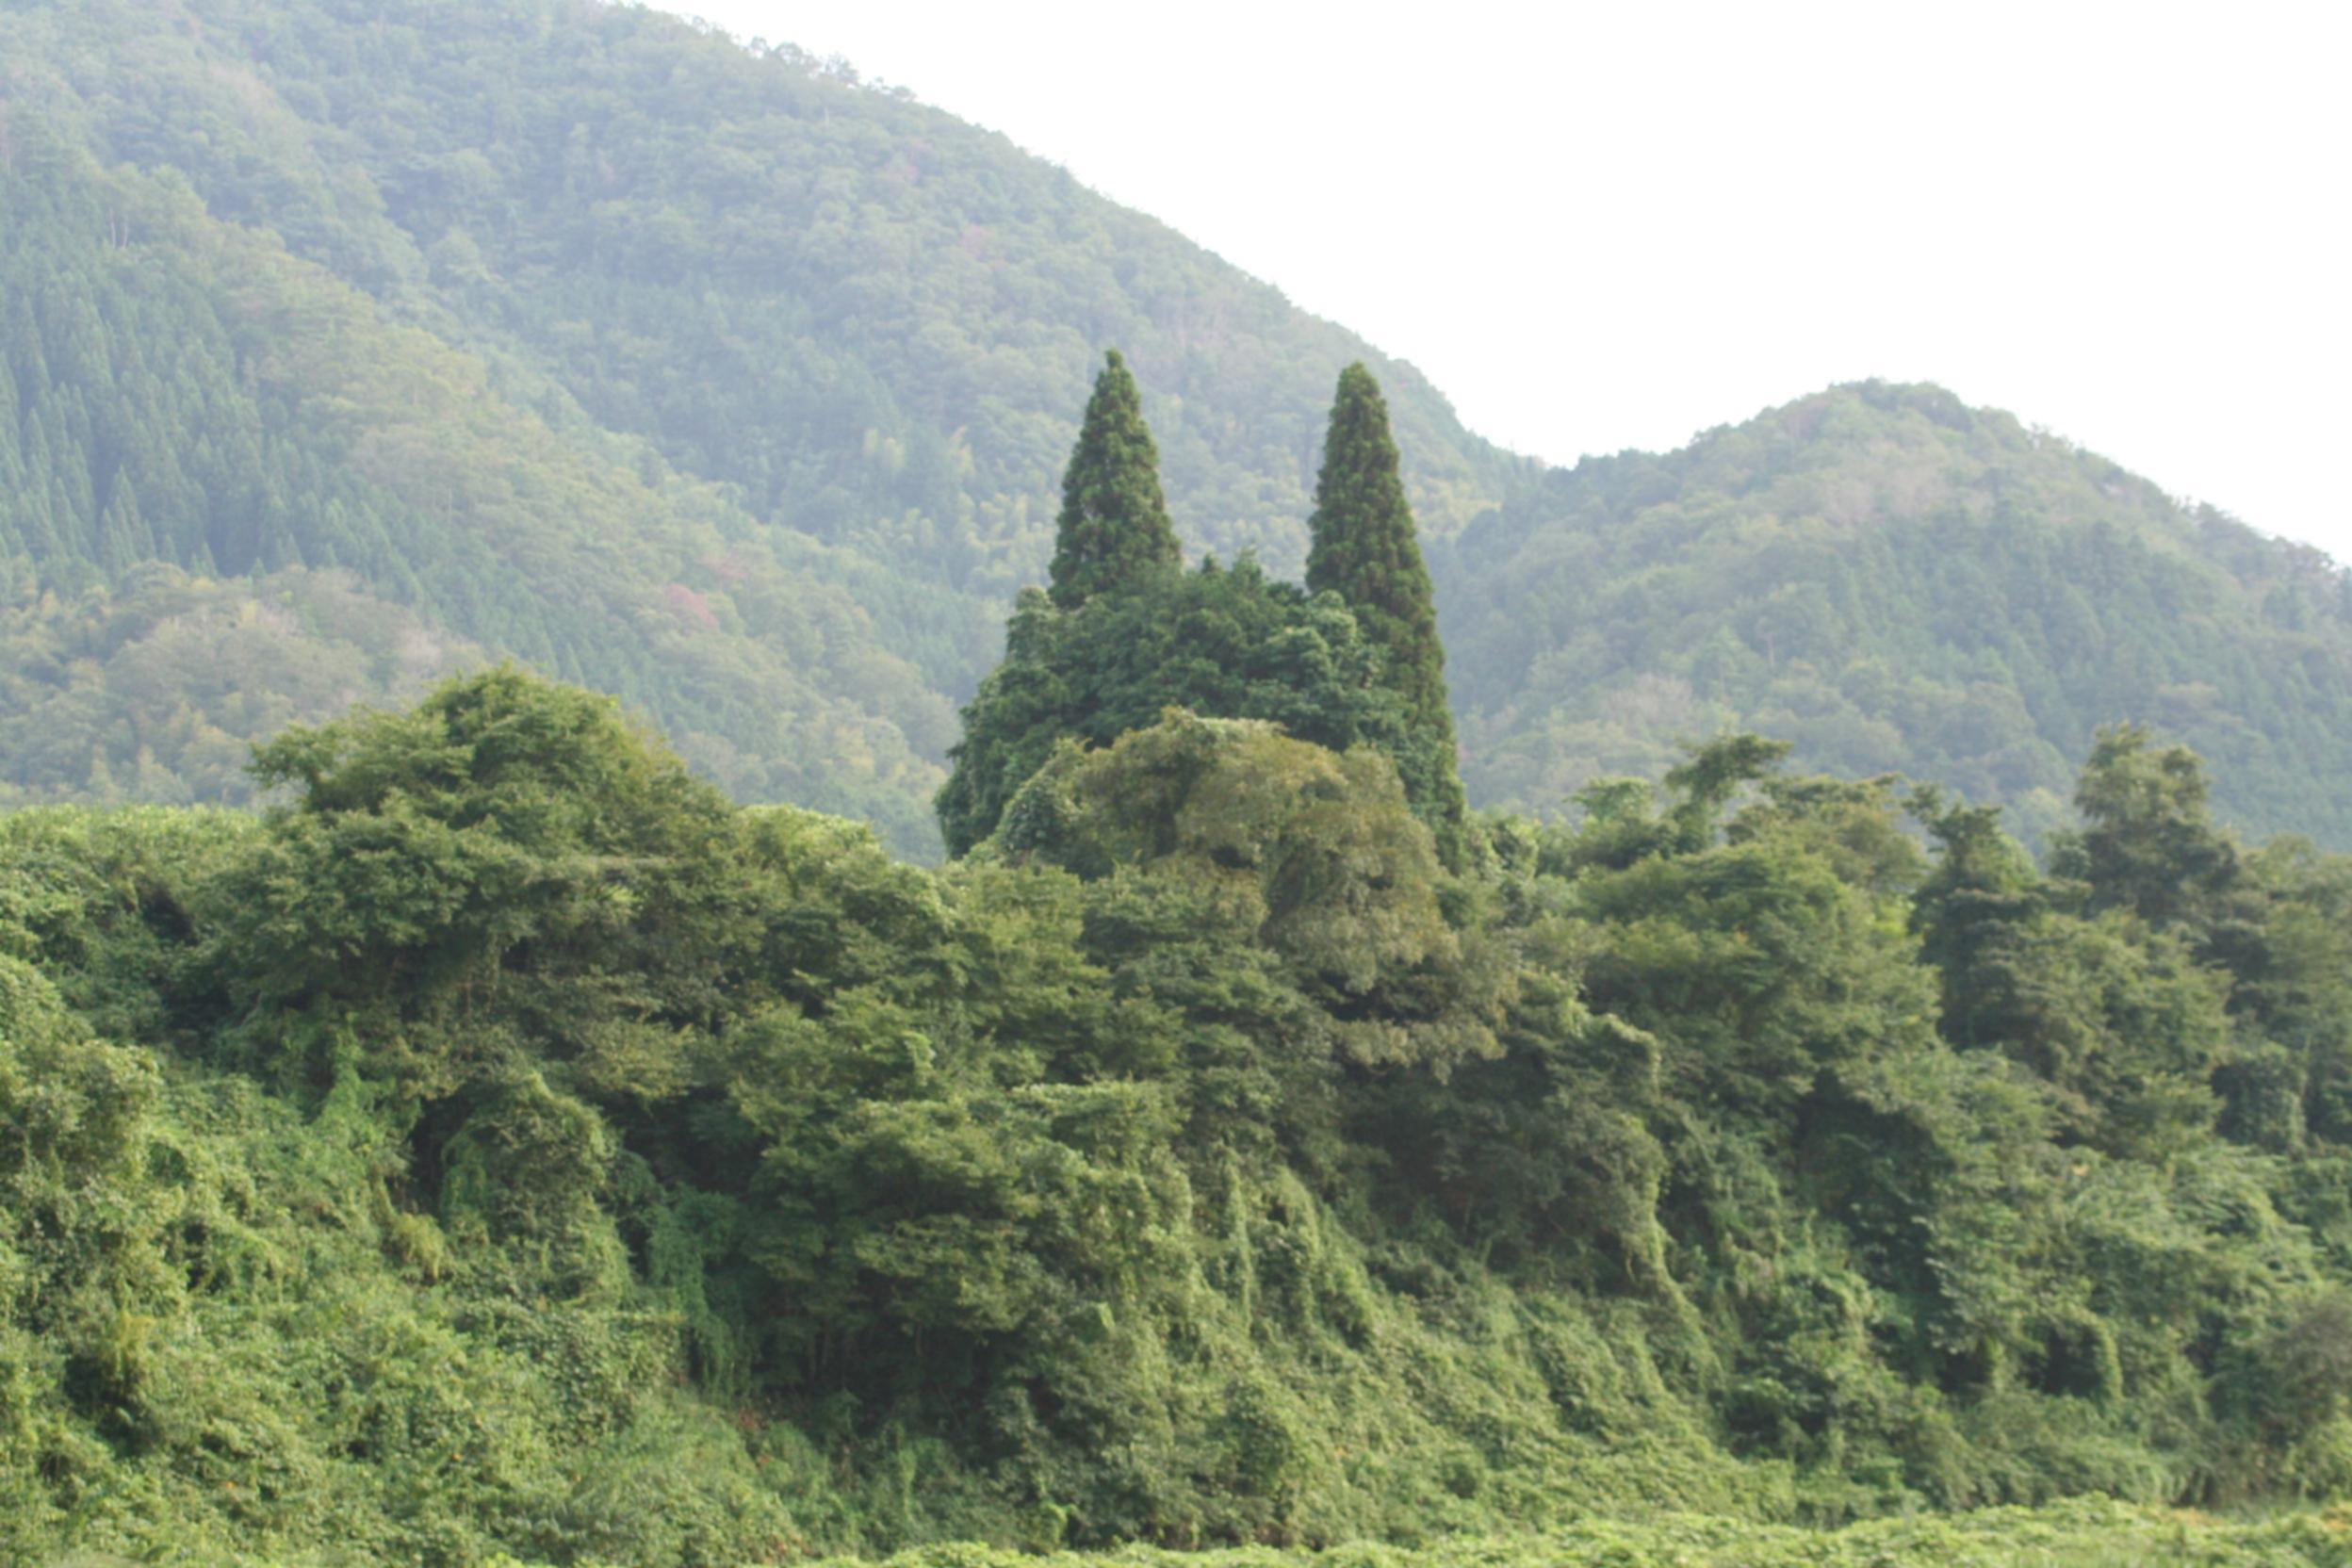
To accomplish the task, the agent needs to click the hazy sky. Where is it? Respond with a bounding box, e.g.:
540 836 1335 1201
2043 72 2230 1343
680 1 2349 559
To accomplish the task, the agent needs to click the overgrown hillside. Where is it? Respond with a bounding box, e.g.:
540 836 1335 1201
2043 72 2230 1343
10 380 2352 1556
12 664 2352 1565
1438 382 2352 846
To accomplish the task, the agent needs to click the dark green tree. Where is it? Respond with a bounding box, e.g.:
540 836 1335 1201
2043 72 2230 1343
1307 364 1464 845
1046 349 1181 610
936 561 1412 856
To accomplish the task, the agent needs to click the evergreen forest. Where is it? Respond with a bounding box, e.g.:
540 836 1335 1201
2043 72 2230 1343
4 0 2352 858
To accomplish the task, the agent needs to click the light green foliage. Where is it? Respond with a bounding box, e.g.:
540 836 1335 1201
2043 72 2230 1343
0 566 482 813
1004 712 1508 1072
205 667 744 1108
809 1501 2352 1568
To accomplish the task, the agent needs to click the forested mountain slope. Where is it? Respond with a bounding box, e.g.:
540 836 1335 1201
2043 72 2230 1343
0 137 954 849
1437 383 2352 846
0 0 1514 858
6 0 2351 854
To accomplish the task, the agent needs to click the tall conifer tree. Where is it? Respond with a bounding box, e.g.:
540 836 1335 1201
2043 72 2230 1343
1307 363 1463 844
1047 349 1180 610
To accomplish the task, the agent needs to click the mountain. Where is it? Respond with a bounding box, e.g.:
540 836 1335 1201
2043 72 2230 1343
1437 383 2352 846
0 0 1516 857
5 0 2350 857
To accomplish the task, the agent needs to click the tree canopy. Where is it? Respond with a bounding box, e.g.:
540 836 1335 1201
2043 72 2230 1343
1306 363 1467 855
937 561 1413 856
941 363 1468 858
1435 382 2352 849
13 667 2352 1560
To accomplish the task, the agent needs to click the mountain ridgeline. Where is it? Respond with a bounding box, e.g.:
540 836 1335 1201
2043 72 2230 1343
5 0 2352 854
0 0 1514 858
1436 383 2352 847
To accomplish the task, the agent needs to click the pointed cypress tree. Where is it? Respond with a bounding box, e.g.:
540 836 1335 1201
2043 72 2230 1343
1047 349 1180 610
1308 365 1446 718
1306 363 1463 844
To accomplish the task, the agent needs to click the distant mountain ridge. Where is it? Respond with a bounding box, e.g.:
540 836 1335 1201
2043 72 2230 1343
1438 381 2352 845
3 0 2348 849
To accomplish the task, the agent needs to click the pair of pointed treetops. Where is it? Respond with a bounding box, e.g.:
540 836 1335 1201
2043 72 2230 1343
1042 350 1459 787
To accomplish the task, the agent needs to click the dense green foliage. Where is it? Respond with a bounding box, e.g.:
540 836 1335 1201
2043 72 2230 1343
11 3 2352 1557
1436 382 2352 847
0 120 952 852
1048 351 1183 611
1305 364 1465 855
0 564 476 810
1308 367 1449 716
941 367 1462 859
12 663 2352 1562
935 564 1413 857
13 4 2352 1560
810 1501 2352 1568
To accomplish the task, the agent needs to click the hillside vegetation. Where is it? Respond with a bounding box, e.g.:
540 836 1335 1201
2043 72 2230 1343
1438 383 2352 846
12 643 2352 1561
0 0 1512 857
0 116 951 849
822 1504 2352 1568
19 4 2352 1562
22 349 2352 1562
8 0 2350 852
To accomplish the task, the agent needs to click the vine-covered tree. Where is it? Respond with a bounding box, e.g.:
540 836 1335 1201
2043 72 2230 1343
1046 349 1183 610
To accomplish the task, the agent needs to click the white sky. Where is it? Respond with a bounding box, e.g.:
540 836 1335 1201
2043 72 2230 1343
679 1 2351 560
